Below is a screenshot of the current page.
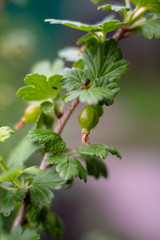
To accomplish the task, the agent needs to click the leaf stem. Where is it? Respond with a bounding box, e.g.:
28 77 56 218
127 6 146 25
93 32 101 42
0 184 17 192
102 32 106 42
12 179 24 189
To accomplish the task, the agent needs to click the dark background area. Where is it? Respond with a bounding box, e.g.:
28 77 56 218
0 0 160 239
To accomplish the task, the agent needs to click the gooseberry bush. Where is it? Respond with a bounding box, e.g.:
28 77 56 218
0 0 160 239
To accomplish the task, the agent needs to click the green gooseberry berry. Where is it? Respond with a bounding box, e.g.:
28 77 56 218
24 104 41 123
78 105 99 134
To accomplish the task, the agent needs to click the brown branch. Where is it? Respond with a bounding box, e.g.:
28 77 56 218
40 97 79 170
113 25 130 41
12 25 129 229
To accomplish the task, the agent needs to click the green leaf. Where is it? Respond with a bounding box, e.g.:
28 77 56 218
45 19 124 35
103 144 121 159
83 39 129 84
31 58 64 77
142 16 160 39
77 144 108 159
98 4 130 13
32 167 65 190
24 166 41 176
102 20 124 34
7 136 39 168
81 155 108 179
17 73 63 101
58 47 80 62
77 144 121 160
10 225 40 240
46 212 65 240
28 129 66 153
40 101 55 113
130 0 160 12
64 87 114 105
0 126 14 143
30 186 54 206
0 188 27 216
13 188 27 202
61 68 87 91
47 155 87 182
0 191 15 216
0 169 23 182
73 59 85 69
76 33 95 45
30 167 65 205
45 19 102 32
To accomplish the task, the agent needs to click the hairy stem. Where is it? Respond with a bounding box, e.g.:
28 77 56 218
12 26 128 228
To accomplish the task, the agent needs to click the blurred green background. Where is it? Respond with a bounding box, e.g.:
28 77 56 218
0 0 160 239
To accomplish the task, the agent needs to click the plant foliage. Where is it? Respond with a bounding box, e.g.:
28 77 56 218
0 0 159 239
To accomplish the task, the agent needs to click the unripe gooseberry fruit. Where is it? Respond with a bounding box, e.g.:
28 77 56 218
94 104 103 117
24 104 41 123
78 105 99 134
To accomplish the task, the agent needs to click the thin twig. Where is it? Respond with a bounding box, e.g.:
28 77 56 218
40 97 79 170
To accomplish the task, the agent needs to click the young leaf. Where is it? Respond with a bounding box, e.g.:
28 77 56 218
10 225 40 240
45 19 124 35
45 19 102 32
130 0 160 12
61 68 87 91
40 101 55 113
28 129 66 153
98 5 130 13
0 169 23 182
76 33 95 45
103 144 121 159
64 87 114 105
83 39 129 84
81 155 108 179
142 16 160 39
47 155 87 182
0 126 14 143
0 188 27 216
102 20 124 34
30 167 66 205
77 144 109 159
17 73 63 101
7 136 39 168
24 166 41 176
